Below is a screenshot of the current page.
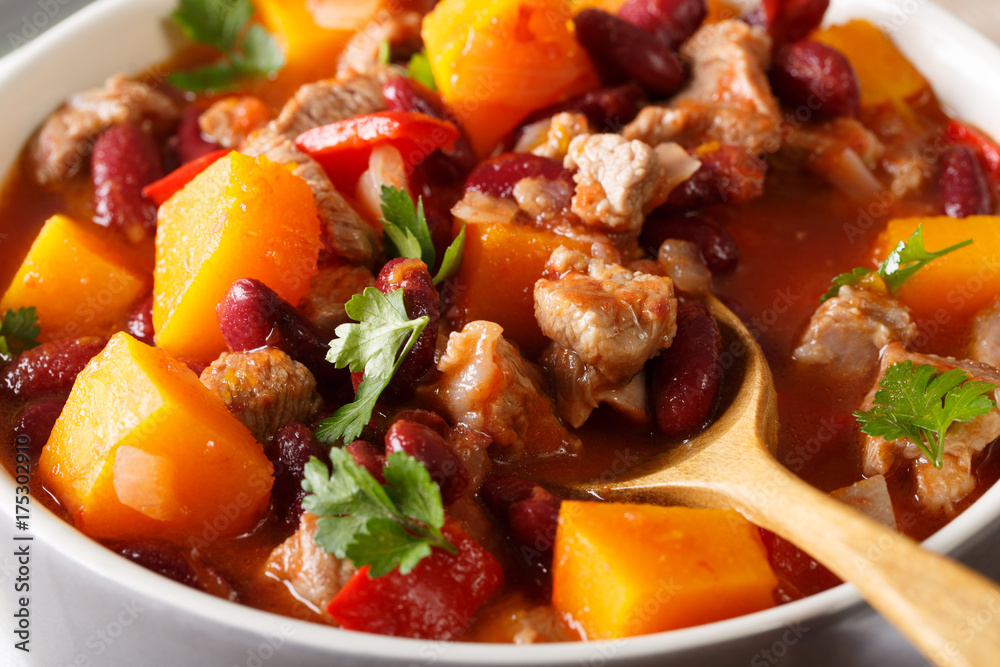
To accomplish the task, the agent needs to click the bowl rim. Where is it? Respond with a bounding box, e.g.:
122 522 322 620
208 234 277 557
3 0 1000 662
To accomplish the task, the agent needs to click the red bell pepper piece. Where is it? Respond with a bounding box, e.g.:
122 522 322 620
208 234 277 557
945 120 1000 187
295 111 460 194
326 521 503 640
141 149 231 206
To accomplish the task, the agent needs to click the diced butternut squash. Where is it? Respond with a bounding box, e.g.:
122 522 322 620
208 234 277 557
153 152 321 361
39 332 273 541
874 216 1000 320
813 20 929 109
0 214 150 341
553 501 777 639
253 0 361 102
566 0 626 12
450 221 591 352
422 0 600 158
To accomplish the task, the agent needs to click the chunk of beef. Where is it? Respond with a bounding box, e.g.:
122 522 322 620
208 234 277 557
860 343 1000 514
969 297 1000 369
297 264 376 337
30 74 178 185
522 112 592 162
265 512 355 614
793 284 918 377
199 348 322 443
512 176 576 222
534 247 677 383
540 343 648 428
240 127 381 265
271 70 388 139
198 96 273 149
564 134 700 233
428 321 580 459
622 20 780 156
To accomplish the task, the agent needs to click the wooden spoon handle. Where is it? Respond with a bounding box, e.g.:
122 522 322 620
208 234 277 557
720 456 1000 667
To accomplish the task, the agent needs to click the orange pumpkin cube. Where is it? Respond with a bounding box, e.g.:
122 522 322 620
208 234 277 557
153 151 321 361
39 332 273 541
553 501 777 639
450 221 591 352
0 214 150 341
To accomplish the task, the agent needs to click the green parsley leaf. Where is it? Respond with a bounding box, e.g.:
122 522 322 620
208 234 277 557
303 449 456 577
0 307 41 361
380 186 466 284
406 49 437 91
315 288 429 444
819 267 874 303
819 225 970 303
854 361 996 469
878 226 972 292
169 0 284 92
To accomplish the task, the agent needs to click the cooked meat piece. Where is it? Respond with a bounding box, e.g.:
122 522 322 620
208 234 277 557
266 512 355 614
512 176 575 222
240 126 381 265
525 112 592 162
564 134 700 233
297 264 376 337
30 74 178 185
541 343 648 428
779 118 886 202
830 474 897 530
622 20 780 156
793 285 918 377
860 343 1000 514
198 96 273 149
464 593 582 643
200 348 322 443
447 424 493 492
336 10 426 77
429 321 581 459
657 238 711 295
534 247 678 383
271 70 388 139
969 297 1000 368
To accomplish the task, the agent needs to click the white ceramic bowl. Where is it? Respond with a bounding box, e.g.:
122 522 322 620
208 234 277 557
3 1 1000 664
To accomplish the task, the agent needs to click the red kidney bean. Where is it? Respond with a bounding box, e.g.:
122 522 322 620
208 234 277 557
481 475 537 515
375 258 440 395
618 0 707 50
216 279 349 394
755 0 830 49
424 208 454 273
770 40 860 121
521 84 646 135
92 124 163 242
127 293 155 345
465 153 574 199
481 476 561 561
663 145 767 212
270 422 330 530
382 75 476 177
347 440 386 484
759 529 840 599
390 409 450 437
385 420 468 505
113 540 205 591
649 300 723 438
1 337 108 400
174 106 221 165
641 212 740 274
574 9 686 99
12 399 64 465
941 146 992 219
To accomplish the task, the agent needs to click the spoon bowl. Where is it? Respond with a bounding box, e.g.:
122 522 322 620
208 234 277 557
569 295 1000 667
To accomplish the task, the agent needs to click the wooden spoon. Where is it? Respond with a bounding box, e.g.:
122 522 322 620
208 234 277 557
569 295 1000 667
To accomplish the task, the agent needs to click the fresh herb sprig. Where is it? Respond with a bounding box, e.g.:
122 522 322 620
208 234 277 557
303 448 456 577
406 50 437 91
855 361 997 468
0 307 40 361
380 186 465 285
315 287 429 444
820 225 971 302
169 0 284 92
